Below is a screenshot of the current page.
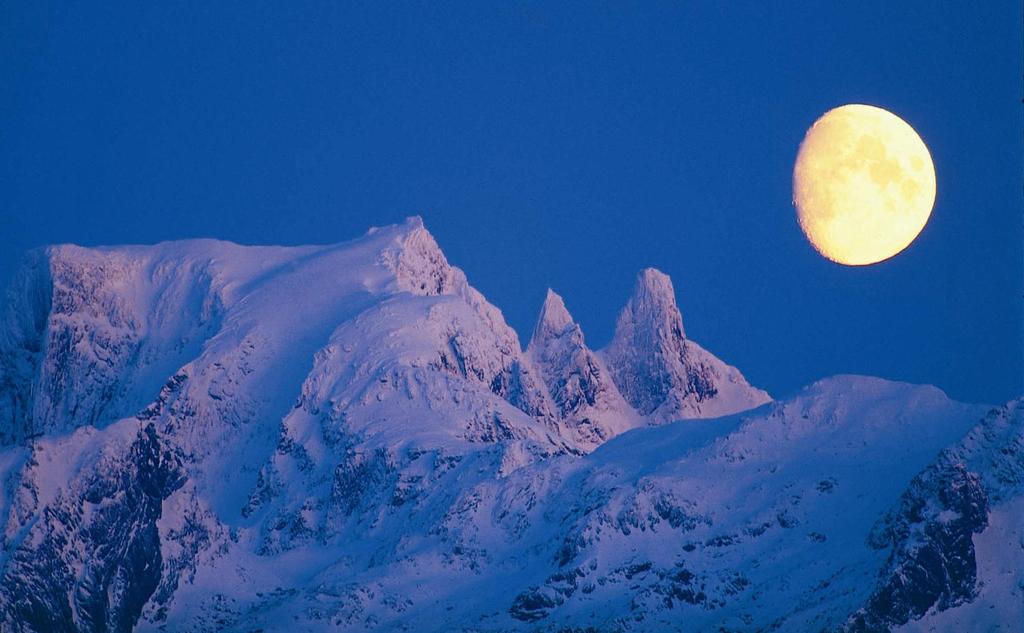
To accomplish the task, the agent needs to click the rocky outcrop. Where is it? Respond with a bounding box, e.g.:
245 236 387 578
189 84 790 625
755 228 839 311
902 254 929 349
0 422 185 633
849 463 989 632
844 398 1024 632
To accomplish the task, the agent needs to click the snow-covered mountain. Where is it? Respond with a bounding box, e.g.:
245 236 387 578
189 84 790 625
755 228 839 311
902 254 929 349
0 218 1019 632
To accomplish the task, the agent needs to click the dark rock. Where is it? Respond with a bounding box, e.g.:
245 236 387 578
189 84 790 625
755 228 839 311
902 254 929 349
845 462 989 632
0 423 185 632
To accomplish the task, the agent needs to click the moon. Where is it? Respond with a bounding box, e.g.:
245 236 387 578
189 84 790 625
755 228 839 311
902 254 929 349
792 104 936 266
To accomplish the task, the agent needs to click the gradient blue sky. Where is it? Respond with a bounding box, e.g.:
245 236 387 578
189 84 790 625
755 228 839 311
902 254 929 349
2 2 1021 404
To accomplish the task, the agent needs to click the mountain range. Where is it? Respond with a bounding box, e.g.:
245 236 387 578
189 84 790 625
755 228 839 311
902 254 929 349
0 217 1019 632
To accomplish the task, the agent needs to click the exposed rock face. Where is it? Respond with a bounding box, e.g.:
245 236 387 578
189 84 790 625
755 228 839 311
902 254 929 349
0 422 185 633
602 268 769 422
0 245 224 444
527 290 638 446
850 463 989 632
0 249 51 444
845 397 1024 632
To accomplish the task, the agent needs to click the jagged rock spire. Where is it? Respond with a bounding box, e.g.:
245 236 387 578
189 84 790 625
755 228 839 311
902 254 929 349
528 289 638 446
628 268 686 338
530 289 575 344
603 268 693 416
602 268 769 421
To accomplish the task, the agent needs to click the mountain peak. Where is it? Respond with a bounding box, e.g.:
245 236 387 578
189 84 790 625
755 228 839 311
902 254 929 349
627 267 685 338
530 289 575 343
402 214 425 230
637 266 672 291
602 268 768 420
379 217 464 297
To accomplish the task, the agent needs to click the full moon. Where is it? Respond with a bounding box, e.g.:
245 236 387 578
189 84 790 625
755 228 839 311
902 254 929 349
792 104 936 265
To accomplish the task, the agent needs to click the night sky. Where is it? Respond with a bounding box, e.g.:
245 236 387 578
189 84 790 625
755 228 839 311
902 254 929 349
2 2 1021 404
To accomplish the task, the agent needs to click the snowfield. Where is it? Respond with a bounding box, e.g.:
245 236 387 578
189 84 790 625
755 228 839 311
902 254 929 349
0 217 1019 632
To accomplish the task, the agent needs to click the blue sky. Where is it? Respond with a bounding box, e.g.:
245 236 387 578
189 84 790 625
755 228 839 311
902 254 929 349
2 1 1020 404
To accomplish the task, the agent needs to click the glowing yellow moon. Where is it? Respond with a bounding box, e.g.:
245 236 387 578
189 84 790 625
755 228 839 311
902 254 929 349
793 104 936 265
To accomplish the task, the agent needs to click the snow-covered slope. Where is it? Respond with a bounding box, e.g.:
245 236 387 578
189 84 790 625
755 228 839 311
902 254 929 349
0 218 1018 632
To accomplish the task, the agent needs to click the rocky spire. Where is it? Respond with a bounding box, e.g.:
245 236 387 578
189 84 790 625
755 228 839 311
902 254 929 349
528 289 638 446
602 268 769 421
603 268 690 416
530 289 575 344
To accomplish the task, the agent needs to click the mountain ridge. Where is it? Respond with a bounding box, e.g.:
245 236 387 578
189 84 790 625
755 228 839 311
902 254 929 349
0 217 1018 632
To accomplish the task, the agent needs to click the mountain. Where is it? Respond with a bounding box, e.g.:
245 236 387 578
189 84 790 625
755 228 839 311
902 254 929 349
602 268 770 423
0 218 1018 632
